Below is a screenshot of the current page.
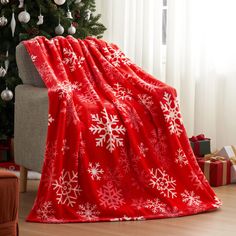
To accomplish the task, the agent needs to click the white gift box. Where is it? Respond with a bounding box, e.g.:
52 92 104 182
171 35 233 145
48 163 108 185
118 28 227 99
217 146 236 183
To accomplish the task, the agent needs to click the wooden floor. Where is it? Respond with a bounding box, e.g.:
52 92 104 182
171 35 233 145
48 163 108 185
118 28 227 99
19 181 236 236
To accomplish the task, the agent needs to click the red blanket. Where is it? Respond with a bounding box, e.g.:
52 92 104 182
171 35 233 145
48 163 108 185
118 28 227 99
24 36 221 223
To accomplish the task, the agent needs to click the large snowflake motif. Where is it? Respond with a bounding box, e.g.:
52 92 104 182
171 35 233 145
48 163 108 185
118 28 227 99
52 81 82 100
103 45 131 67
88 162 104 180
145 198 167 214
63 48 85 72
181 190 201 207
36 201 55 221
138 94 154 109
175 148 188 167
131 198 145 210
97 182 124 210
89 108 126 153
189 171 207 190
160 92 183 137
149 168 177 198
77 202 100 221
52 170 82 207
113 83 132 100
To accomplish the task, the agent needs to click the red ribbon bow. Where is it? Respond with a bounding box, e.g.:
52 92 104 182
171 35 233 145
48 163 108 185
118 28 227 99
189 134 206 142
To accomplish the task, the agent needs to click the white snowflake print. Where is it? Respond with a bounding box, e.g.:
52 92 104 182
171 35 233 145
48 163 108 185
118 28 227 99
103 167 124 186
97 182 124 210
48 114 54 126
149 168 177 198
110 215 145 222
138 142 149 157
52 170 82 207
165 206 183 217
89 108 126 153
160 92 183 137
189 171 207 190
138 94 154 109
45 141 58 159
38 62 55 83
131 198 145 210
61 139 70 154
113 83 132 100
31 54 37 62
63 48 85 72
77 202 100 221
118 149 130 174
150 128 168 159
145 198 167 214
137 78 159 92
114 101 142 132
52 81 82 100
60 100 81 125
212 196 222 208
103 45 131 67
181 190 201 207
78 86 99 104
88 162 104 180
175 148 188 167
36 201 55 221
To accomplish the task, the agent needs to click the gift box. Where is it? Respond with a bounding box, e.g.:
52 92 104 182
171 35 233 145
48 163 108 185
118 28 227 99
0 139 11 162
197 157 231 187
0 162 20 171
189 134 211 157
216 146 236 183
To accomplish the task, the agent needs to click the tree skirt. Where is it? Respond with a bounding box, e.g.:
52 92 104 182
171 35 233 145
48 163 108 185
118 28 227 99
23 36 221 223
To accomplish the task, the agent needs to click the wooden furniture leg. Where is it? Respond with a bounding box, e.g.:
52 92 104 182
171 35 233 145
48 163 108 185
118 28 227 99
20 166 28 193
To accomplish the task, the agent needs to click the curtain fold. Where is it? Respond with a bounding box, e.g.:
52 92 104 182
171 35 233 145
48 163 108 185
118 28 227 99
96 0 236 148
166 0 236 148
96 0 163 79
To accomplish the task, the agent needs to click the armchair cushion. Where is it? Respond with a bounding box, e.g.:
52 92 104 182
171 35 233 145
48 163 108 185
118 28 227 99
16 43 45 88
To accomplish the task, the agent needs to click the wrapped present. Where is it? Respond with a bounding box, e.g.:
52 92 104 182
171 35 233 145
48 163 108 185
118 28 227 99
0 138 11 162
216 145 236 159
229 157 236 183
216 146 236 183
189 134 211 157
197 156 231 187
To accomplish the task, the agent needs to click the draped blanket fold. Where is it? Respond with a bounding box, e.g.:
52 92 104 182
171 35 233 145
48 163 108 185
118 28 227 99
23 36 221 223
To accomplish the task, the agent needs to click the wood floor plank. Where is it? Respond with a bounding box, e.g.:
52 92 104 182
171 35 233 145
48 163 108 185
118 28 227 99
19 181 236 236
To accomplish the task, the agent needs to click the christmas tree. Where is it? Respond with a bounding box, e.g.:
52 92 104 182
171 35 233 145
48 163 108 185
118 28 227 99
0 0 106 139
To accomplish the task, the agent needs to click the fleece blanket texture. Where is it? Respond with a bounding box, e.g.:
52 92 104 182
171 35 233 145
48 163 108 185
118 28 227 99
23 36 221 223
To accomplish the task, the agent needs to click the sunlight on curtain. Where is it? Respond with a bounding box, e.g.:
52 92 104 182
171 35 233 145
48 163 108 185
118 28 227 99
166 0 236 148
96 0 163 79
96 0 236 148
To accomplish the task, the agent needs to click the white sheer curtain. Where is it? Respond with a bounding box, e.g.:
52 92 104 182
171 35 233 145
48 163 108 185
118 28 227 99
96 0 164 79
96 0 236 149
166 0 236 148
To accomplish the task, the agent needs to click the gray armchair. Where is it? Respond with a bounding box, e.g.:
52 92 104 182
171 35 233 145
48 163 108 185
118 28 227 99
15 43 48 192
